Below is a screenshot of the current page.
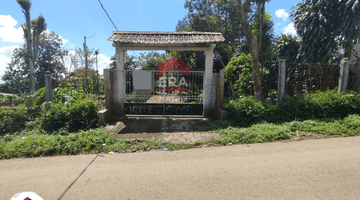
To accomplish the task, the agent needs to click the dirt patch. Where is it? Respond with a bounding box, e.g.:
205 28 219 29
290 130 328 141
104 117 224 144
113 131 224 144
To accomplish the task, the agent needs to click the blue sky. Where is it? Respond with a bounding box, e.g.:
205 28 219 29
0 0 300 83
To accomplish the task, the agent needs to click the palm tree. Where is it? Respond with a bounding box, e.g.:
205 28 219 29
291 0 360 63
17 0 36 93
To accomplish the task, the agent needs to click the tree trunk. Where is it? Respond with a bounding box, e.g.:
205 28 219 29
215 49 236 99
23 10 36 93
234 0 264 101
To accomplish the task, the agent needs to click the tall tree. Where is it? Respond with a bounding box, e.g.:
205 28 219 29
291 0 360 63
2 31 68 93
232 0 269 101
175 0 245 71
17 0 35 93
17 0 47 93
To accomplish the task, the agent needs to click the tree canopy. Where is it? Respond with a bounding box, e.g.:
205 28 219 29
291 0 360 63
175 0 245 71
2 31 68 93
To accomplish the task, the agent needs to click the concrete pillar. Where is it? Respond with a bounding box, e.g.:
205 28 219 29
44 71 52 102
203 44 216 117
114 48 126 117
104 69 114 110
216 70 225 110
214 70 227 120
355 60 360 90
277 58 286 105
338 57 350 93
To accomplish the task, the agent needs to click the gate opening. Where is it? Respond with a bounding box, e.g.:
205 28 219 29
124 69 204 115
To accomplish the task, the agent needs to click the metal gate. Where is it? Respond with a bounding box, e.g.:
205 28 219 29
124 70 204 115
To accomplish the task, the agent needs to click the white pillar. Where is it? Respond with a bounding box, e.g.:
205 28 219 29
114 47 126 116
277 58 286 105
44 71 52 102
203 44 216 117
338 57 350 93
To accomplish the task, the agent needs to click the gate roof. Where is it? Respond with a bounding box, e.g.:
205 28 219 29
109 31 225 51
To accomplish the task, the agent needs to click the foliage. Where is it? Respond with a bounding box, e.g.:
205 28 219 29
110 52 140 70
138 51 170 70
211 123 292 144
233 0 271 101
287 115 360 136
250 13 275 66
2 31 67 93
39 97 99 133
275 34 303 63
0 107 31 135
2 112 360 159
70 68 103 95
291 0 360 63
67 47 96 72
16 0 31 10
224 90 360 126
175 0 246 71
0 129 116 159
209 114 360 145
224 95 273 126
224 53 253 96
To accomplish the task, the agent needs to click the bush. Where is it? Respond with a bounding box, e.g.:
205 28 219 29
224 90 360 126
39 97 99 133
224 96 275 126
279 90 360 121
0 128 116 159
0 107 31 135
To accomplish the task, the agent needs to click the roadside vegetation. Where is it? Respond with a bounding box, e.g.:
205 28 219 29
1 88 360 159
1 0 360 159
208 90 360 144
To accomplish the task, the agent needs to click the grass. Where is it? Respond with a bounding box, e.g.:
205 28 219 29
1 114 359 160
0 128 195 159
208 114 360 145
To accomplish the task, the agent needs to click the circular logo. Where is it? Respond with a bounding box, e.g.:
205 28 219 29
11 192 43 200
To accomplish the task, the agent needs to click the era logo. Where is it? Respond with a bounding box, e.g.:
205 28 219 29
157 56 190 91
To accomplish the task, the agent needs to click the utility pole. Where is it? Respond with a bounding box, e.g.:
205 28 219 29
83 36 88 93
95 49 99 98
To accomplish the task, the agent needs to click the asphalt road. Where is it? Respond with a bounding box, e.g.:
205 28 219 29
1 136 360 200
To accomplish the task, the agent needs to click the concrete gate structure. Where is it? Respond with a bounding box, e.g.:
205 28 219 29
98 31 226 125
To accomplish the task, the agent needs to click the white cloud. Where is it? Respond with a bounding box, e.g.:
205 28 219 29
0 15 24 43
283 23 297 35
0 45 20 77
275 9 289 22
97 54 111 75
43 29 69 45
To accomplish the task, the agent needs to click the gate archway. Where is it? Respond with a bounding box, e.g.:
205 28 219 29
105 31 224 117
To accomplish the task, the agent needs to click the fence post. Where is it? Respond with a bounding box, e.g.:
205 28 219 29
338 57 350 93
45 71 52 102
277 57 286 105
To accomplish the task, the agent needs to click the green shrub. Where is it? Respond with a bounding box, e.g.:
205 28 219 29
224 95 274 126
0 128 116 159
279 90 360 121
0 107 31 135
39 97 99 133
211 123 292 144
224 90 360 127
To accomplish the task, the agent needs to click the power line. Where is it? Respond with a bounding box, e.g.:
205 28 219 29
97 0 140 59
97 0 119 31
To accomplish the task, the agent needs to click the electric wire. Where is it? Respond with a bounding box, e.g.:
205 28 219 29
97 0 140 58
97 0 119 31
